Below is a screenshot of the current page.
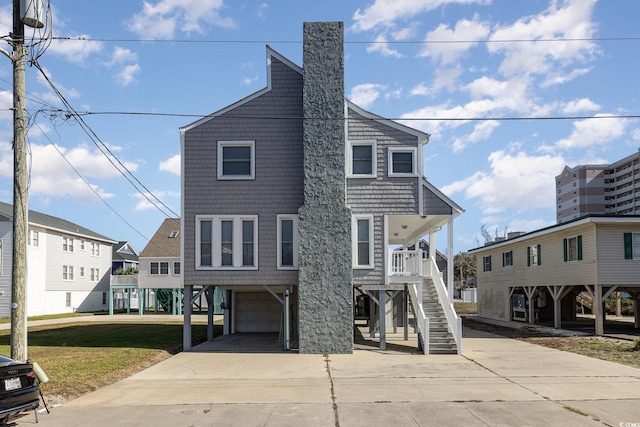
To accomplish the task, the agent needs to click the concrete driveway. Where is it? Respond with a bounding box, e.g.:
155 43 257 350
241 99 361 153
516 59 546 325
18 327 640 427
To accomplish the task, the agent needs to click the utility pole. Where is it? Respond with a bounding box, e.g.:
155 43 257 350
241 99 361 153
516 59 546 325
11 0 28 362
0 0 44 362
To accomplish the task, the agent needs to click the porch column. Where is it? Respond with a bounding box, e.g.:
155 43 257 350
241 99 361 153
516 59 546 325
547 285 571 329
428 228 436 261
594 283 604 336
183 284 193 351
109 286 114 315
447 215 454 303
523 286 538 324
404 287 409 341
634 292 640 328
379 291 387 350
206 286 214 342
284 286 291 351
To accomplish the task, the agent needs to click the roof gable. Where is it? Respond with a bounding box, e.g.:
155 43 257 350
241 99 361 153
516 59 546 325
180 47 302 133
140 218 181 258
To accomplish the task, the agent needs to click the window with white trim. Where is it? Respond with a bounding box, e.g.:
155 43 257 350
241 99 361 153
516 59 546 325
348 140 376 177
173 262 181 275
63 265 74 281
196 215 258 269
150 262 159 275
217 141 255 180
66 292 71 307
28 230 39 247
563 235 582 262
483 255 492 272
79 267 85 278
91 242 100 256
352 214 374 268
90 268 100 281
277 214 299 269
388 147 417 176
63 236 74 252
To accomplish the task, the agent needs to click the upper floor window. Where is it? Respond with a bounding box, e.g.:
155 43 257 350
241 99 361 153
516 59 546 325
28 230 39 247
352 214 374 268
63 265 74 281
502 251 513 267
348 140 377 178
91 242 100 256
563 235 583 262
63 236 74 252
80 240 85 250
483 255 492 272
173 262 181 275
90 268 100 281
277 215 299 269
217 141 255 180
196 215 258 269
623 232 640 260
388 147 417 177
527 244 541 266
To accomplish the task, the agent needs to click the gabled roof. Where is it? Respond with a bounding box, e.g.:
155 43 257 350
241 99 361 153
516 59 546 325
180 46 301 134
0 201 116 243
423 177 464 217
112 241 139 262
139 218 181 258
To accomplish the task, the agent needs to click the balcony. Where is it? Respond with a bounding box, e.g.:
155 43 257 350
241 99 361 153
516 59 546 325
389 249 423 284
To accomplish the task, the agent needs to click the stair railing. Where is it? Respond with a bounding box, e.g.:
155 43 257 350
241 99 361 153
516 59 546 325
427 257 462 354
408 283 429 355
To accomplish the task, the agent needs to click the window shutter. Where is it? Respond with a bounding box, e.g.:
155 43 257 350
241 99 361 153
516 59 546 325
577 235 583 260
488 255 492 271
502 252 506 267
527 246 531 266
563 238 568 262
624 232 633 259
537 244 541 265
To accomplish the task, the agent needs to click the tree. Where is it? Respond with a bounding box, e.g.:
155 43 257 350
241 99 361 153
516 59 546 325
453 252 476 288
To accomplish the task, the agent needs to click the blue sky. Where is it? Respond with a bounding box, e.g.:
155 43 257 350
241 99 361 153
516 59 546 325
1 0 639 255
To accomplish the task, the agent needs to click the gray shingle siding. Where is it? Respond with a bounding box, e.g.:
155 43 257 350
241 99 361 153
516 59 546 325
423 186 454 215
346 109 422 286
182 56 303 287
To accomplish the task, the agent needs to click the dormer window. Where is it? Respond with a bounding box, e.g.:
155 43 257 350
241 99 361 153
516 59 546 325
388 147 417 177
169 230 179 238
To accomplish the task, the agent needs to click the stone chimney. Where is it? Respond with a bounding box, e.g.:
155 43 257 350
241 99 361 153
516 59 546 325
298 22 353 354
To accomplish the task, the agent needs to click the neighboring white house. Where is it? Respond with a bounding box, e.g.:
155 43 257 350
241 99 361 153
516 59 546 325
468 214 640 335
0 201 116 317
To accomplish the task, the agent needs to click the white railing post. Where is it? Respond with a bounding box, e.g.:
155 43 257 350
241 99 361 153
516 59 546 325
423 317 429 355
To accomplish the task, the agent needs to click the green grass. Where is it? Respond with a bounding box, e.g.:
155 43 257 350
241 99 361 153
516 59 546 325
0 312 92 324
0 322 218 399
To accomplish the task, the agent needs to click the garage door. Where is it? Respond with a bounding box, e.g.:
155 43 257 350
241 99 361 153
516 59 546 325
235 291 282 333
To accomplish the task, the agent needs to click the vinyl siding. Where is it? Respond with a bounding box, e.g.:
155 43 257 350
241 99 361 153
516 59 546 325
474 222 597 320
138 257 181 289
596 223 640 284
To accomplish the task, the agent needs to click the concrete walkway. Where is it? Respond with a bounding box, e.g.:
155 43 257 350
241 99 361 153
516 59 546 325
15 320 640 427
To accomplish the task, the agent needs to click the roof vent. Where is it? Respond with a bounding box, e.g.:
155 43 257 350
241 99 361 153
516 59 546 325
169 231 178 238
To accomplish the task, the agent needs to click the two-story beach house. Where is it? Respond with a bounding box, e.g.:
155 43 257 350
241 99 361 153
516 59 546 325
180 22 463 354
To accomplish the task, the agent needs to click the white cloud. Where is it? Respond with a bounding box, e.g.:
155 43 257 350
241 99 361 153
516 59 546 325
555 116 629 150
488 0 599 78
432 66 463 91
418 16 490 65
257 3 268 20
48 36 103 64
351 0 490 32
0 90 11 121
34 66 80 103
349 83 387 109
442 149 566 213
126 0 235 39
366 34 403 58
241 76 258 86
133 190 179 211
0 142 140 202
159 154 181 176
409 83 434 97
451 120 499 152
562 98 600 114
106 47 139 66
116 64 141 87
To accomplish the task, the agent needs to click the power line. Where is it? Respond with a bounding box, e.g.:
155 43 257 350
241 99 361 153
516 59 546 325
48 36 640 44
30 60 181 220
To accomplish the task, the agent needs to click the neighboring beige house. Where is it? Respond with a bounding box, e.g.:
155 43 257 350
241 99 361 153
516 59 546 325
468 215 640 335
